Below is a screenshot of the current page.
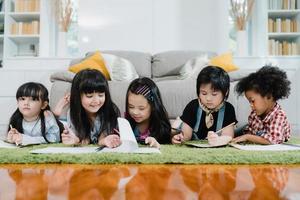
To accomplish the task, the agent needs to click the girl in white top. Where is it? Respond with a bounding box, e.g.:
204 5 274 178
57 69 121 148
6 82 63 146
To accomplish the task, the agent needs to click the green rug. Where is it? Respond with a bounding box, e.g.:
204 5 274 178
0 138 300 164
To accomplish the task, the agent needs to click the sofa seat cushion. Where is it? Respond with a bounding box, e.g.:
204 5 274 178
108 81 131 115
156 79 197 118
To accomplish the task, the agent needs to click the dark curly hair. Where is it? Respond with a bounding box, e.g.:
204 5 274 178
235 66 290 101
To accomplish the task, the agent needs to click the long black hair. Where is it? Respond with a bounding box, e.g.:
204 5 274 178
8 82 64 143
196 66 230 100
125 77 171 144
70 69 120 142
235 65 290 100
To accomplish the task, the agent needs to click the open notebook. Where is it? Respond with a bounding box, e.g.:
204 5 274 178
0 140 18 148
0 139 47 148
184 136 232 148
30 118 160 154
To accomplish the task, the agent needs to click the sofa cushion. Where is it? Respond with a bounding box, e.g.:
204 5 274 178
178 55 209 79
68 51 111 79
209 52 239 72
102 54 139 81
152 50 216 78
81 50 152 78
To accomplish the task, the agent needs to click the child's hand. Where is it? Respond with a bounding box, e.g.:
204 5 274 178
6 132 14 143
7 127 22 145
103 134 121 148
171 133 184 144
53 93 70 117
231 135 248 143
81 139 90 145
7 128 17 143
12 132 22 146
61 126 80 145
145 137 160 149
207 131 219 145
208 131 232 146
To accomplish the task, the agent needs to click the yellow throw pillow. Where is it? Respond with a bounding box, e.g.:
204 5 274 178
209 52 239 72
68 51 111 80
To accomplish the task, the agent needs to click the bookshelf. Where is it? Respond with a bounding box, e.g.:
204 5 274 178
0 0 55 62
267 0 300 56
5 0 40 57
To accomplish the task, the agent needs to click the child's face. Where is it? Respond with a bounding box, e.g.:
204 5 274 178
198 83 224 110
81 92 105 117
127 92 151 124
17 96 47 121
245 90 275 117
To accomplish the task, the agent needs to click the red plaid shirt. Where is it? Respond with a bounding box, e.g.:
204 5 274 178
245 103 291 144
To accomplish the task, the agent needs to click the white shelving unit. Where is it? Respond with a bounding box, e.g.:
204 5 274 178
0 0 56 62
4 0 40 57
0 9 5 62
267 0 300 56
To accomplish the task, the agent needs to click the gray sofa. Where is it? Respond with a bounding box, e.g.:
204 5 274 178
49 50 249 127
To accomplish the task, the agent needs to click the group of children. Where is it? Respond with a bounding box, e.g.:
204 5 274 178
6 65 291 148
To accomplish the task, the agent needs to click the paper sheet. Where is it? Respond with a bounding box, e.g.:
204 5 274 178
30 118 160 154
230 143 300 151
0 140 17 148
30 147 98 154
184 142 227 148
99 118 160 153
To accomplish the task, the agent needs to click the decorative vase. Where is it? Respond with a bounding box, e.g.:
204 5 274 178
57 31 68 57
236 30 248 57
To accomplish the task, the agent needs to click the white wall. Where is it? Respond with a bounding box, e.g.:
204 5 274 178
78 0 230 55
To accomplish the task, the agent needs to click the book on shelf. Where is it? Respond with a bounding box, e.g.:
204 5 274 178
15 0 40 12
268 18 298 32
269 0 298 10
269 39 299 55
10 21 39 35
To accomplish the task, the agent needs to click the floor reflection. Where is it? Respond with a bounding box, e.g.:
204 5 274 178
0 164 300 200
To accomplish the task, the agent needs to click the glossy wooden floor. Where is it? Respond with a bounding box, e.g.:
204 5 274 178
0 164 300 200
